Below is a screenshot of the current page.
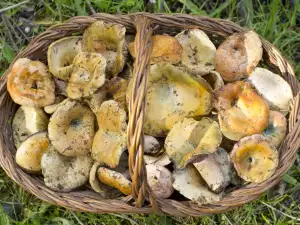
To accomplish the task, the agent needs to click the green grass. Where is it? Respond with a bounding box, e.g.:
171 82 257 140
0 0 300 224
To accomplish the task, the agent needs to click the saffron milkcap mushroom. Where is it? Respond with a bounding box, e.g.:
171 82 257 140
41 148 93 192
173 164 221 205
16 132 49 173
248 67 293 114
47 36 82 80
202 71 224 90
230 134 279 183
48 100 95 156
106 77 129 110
175 29 216 75
7 58 55 107
12 105 48 148
215 31 262 82
144 152 171 167
67 52 106 99
165 117 222 168
214 81 269 141
92 100 127 168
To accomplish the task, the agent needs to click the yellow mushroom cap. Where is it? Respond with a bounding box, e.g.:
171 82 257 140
230 134 279 183
7 58 55 107
105 77 129 110
83 86 107 114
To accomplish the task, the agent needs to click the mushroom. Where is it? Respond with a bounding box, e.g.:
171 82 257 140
230 134 279 183
16 132 49 173
173 164 221 205
144 152 171 167
82 21 126 77
165 117 222 168
54 78 67 96
202 71 224 90
48 100 95 156
263 111 287 148
12 105 49 148
175 29 216 75
128 34 182 64
67 52 106 99
146 164 173 199
47 36 82 80
215 31 262 82
214 81 269 141
106 77 129 110
92 100 127 168
41 148 93 192
144 135 161 155
7 58 55 107
44 96 68 114
193 148 232 193
127 63 212 137
248 67 293 114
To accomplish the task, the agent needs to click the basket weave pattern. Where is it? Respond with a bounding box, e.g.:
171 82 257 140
0 13 299 217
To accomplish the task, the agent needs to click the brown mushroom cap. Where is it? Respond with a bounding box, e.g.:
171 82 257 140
144 135 161 155
7 58 55 107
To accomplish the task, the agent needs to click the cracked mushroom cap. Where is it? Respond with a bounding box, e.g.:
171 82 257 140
67 52 106 99
82 21 126 77
48 100 95 156
92 100 127 168
47 36 82 80
231 134 279 183
16 132 50 173
175 29 216 75
165 117 222 168
215 81 269 141
41 148 93 192
215 31 262 82
128 34 183 64
202 71 224 90
13 105 48 148
248 67 293 114
7 58 55 107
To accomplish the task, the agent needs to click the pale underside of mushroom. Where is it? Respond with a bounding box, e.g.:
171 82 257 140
202 71 224 90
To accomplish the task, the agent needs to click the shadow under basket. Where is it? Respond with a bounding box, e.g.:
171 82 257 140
0 13 299 217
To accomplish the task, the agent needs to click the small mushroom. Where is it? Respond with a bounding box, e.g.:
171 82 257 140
47 36 82 80
215 31 262 82
16 132 49 173
173 164 221 205
202 71 224 90
263 111 287 148
144 135 161 155
92 100 127 168
146 164 173 199
48 100 95 156
165 117 222 168
44 96 68 114
67 52 106 99
230 134 279 183
248 67 293 114
193 148 232 193
7 58 55 107
41 148 93 192
128 34 183 64
214 81 269 141
105 77 129 110
83 86 107 114
144 152 171 166
13 105 49 148
175 29 216 75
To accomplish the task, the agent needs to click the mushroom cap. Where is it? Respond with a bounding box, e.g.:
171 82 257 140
82 21 126 77
48 100 95 156
54 78 67 96
47 36 82 80
144 135 161 155
92 100 127 168
248 67 293 113
106 77 129 110
165 117 222 168
127 63 212 137
263 110 287 148
202 71 224 90
230 134 279 183
128 34 183 64
175 29 216 75
13 105 49 148
215 31 262 82
193 148 232 193
44 96 68 114
173 164 221 205
7 58 55 107
16 132 50 173
83 86 107 114
41 148 93 192
215 81 269 141
144 152 171 166
67 52 106 99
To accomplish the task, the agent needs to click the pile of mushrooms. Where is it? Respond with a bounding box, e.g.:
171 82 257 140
7 21 293 205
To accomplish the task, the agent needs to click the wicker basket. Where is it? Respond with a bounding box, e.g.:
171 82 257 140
0 13 299 217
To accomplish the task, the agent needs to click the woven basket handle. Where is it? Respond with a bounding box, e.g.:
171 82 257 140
127 16 159 211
